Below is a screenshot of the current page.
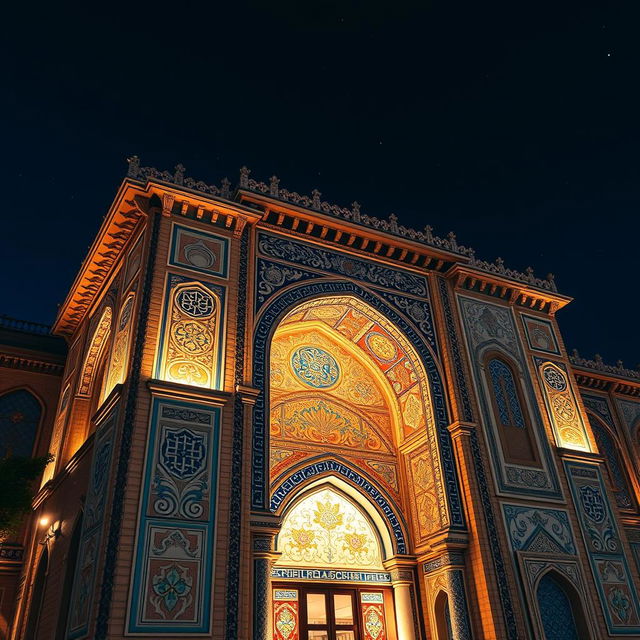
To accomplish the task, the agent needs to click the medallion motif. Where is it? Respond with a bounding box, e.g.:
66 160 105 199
275 603 297 639
177 288 215 318
542 366 567 391
184 240 216 269
366 332 397 362
579 485 606 524
160 428 206 479
364 607 383 639
171 320 212 354
151 563 193 615
291 346 339 388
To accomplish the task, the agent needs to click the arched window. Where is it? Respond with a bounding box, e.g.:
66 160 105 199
0 389 42 458
55 513 83 640
483 354 540 466
588 415 635 510
275 486 384 571
536 572 588 640
24 546 48 640
434 590 453 640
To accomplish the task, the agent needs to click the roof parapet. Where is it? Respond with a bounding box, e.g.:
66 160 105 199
127 157 558 294
570 349 640 382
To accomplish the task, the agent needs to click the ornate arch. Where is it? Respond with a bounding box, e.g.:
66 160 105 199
78 306 113 397
0 387 44 458
251 279 464 532
270 456 409 555
587 411 636 510
534 568 592 640
480 348 541 467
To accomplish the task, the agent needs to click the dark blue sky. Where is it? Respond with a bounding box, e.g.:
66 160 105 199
3 1 639 366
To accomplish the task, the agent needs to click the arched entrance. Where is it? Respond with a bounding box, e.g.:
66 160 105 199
259 293 457 640
273 483 394 639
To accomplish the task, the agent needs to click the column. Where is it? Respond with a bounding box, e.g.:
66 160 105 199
251 514 281 640
385 556 417 640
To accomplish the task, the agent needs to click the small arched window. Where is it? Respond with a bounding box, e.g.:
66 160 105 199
588 415 635 511
0 389 42 458
434 590 453 640
484 354 540 466
536 572 589 640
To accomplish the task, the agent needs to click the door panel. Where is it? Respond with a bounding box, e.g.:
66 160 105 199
274 585 391 640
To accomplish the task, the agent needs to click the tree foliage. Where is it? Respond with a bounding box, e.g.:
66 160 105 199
0 454 53 538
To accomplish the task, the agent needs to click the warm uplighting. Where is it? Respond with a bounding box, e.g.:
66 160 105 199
39 517 50 527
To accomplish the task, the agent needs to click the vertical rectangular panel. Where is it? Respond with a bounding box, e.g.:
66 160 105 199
273 589 299 640
565 460 640 634
361 592 387 640
127 398 220 634
66 408 118 639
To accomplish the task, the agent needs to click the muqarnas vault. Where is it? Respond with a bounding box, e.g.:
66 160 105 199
2 158 640 640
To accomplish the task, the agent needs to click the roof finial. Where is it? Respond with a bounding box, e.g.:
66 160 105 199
127 155 140 178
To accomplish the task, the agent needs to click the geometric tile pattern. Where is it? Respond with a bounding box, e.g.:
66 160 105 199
155 274 226 390
536 359 590 451
564 460 640 634
587 414 634 510
517 554 595 640
127 398 221 634
616 398 640 436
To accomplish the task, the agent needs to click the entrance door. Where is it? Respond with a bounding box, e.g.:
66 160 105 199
273 584 391 640
303 588 358 640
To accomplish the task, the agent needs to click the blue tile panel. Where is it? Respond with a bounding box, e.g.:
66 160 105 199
127 398 221 634
0 389 41 458
564 460 640 634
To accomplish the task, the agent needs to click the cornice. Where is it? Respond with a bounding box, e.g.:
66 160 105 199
126 157 560 295
52 181 150 337
571 353 640 398
447 263 572 314
0 352 64 376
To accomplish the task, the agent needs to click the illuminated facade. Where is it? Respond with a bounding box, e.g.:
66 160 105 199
4 158 640 639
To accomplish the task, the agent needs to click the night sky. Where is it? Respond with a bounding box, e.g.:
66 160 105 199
4 2 639 366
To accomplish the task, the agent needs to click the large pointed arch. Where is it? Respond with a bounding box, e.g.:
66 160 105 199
251 279 464 533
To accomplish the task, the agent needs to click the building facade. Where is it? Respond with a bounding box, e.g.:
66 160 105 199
3 158 640 639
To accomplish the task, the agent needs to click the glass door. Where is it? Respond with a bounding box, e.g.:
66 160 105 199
302 589 358 640
273 585 390 640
